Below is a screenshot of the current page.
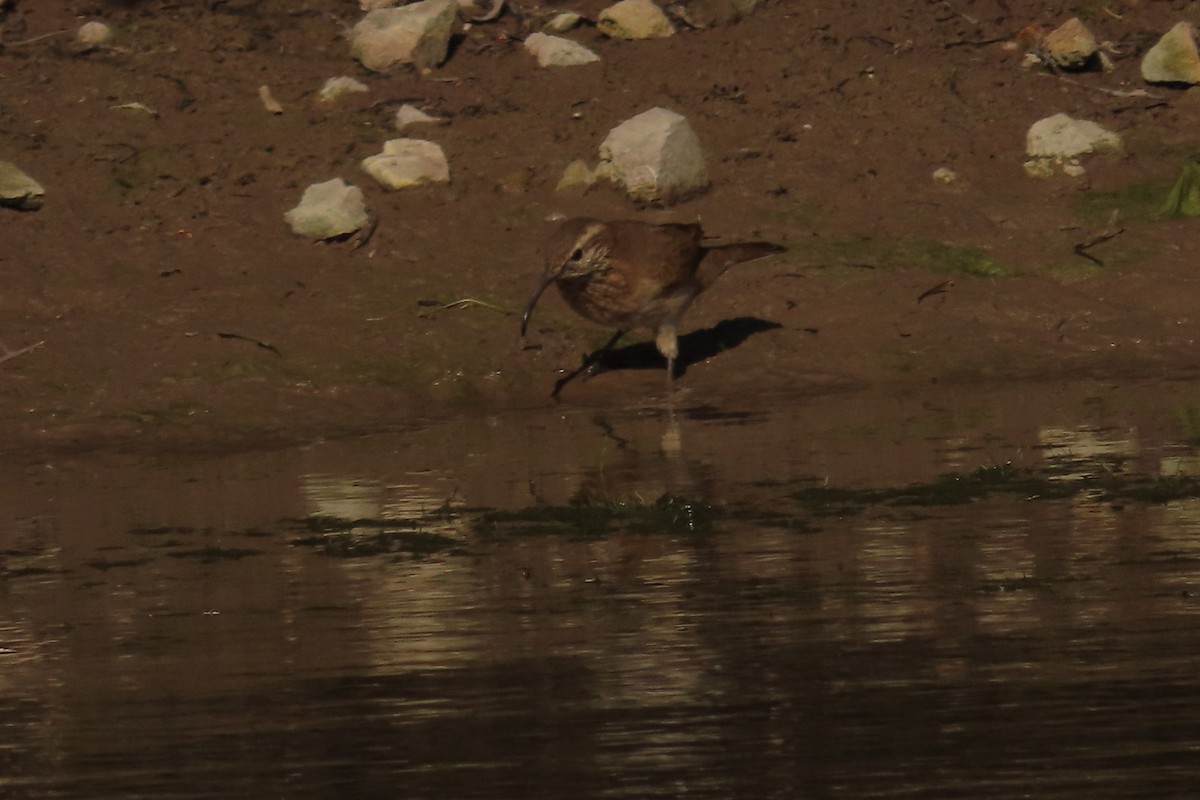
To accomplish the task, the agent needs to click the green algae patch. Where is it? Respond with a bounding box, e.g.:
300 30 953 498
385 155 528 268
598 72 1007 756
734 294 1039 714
797 236 1015 277
1157 160 1200 218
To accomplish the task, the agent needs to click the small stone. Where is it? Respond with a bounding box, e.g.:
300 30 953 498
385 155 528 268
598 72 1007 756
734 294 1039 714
0 162 46 210
556 159 596 192
361 139 450 189
76 20 113 47
524 32 601 68
932 167 959 184
1042 17 1098 71
1022 159 1056 179
1141 22 1200 85
258 85 284 114
319 76 370 102
284 178 369 240
544 12 583 33
1062 161 1087 178
598 0 674 39
395 104 444 130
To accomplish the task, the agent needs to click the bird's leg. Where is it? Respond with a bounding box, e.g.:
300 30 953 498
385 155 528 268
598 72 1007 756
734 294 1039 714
655 325 680 382
552 329 626 398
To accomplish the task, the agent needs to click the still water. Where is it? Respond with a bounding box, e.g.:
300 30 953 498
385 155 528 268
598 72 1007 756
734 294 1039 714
3 380 1200 798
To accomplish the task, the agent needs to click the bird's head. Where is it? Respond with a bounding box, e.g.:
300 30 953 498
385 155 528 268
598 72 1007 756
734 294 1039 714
521 219 609 336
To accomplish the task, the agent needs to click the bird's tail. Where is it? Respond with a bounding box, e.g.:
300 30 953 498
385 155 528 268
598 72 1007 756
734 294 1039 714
697 241 786 288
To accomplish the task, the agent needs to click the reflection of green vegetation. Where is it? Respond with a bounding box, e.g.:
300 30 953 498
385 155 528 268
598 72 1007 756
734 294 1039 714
1110 475 1200 504
475 494 715 539
1179 406 1200 444
166 547 262 562
288 515 462 558
792 463 1071 515
87 557 154 570
792 462 1200 516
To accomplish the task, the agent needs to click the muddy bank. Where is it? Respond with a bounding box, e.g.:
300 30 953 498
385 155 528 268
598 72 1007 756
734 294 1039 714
2 1 1199 456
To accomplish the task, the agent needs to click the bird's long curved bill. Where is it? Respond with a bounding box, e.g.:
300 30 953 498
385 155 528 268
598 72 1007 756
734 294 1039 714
520 274 554 337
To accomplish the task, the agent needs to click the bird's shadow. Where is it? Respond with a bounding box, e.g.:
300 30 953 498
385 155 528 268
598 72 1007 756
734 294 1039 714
595 316 782 377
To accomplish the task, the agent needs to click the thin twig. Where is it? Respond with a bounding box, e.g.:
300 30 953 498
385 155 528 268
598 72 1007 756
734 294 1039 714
0 340 45 365
917 280 954 304
183 331 281 356
440 298 513 315
1074 228 1124 266
3 29 70 46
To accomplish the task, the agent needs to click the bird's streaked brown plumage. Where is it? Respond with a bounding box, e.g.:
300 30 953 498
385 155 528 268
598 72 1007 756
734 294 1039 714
521 218 784 387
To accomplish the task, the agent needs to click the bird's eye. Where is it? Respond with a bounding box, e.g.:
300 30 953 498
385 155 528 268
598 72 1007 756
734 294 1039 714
569 248 584 262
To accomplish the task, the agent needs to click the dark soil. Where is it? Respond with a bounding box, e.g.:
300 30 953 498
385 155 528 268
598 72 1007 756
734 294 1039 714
2 0 1200 457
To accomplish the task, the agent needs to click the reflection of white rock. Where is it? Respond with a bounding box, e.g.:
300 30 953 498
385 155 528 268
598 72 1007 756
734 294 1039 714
1038 426 1138 480
303 475 384 522
302 474 466 538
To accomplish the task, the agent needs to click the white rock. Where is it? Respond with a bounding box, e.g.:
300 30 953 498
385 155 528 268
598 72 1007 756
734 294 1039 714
361 139 450 189
1141 22 1200 85
0 161 45 210
395 103 444 130
351 0 458 72
524 33 600 67
1043 17 1098 71
76 20 113 47
597 107 709 204
284 178 369 239
544 12 583 33
361 0 400 10
1024 113 1120 178
1026 113 1121 159
598 0 674 39
319 76 370 102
